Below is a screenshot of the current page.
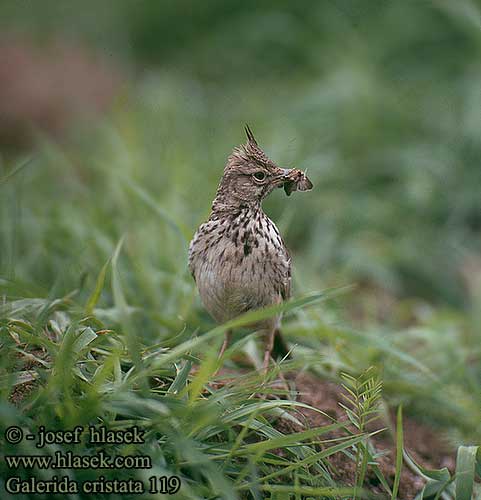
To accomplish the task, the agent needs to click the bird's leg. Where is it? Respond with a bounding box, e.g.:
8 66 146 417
218 329 231 359
261 327 290 393
263 328 276 373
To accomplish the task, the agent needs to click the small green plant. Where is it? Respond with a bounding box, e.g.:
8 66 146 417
339 367 383 496
404 445 481 500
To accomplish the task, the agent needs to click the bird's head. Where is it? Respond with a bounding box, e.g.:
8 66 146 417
213 125 312 211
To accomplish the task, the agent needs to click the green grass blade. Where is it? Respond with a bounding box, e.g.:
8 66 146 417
250 484 366 498
187 341 221 403
242 433 368 486
85 258 110 314
72 327 98 354
242 422 345 455
391 405 403 500
0 156 33 186
110 236 147 392
403 450 451 482
455 445 477 500
168 359 193 395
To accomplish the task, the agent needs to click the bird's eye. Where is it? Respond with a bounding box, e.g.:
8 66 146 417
253 171 266 182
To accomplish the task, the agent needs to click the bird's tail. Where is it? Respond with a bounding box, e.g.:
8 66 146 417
272 328 291 360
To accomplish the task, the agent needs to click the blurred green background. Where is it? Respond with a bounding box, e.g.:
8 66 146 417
1 0 481 472
1 0 480 308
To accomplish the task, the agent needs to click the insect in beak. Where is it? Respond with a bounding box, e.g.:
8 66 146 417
281 168 313 196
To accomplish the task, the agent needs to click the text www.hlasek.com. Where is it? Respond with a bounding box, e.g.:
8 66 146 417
5 451 151 470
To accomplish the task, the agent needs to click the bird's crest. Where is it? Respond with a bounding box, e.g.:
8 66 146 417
231 124 274 168
244 124 258 146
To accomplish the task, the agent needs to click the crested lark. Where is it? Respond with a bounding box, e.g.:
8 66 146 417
188 126 312 371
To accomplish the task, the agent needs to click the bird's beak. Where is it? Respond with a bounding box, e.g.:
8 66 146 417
275 168 292 185
275 168 295 195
